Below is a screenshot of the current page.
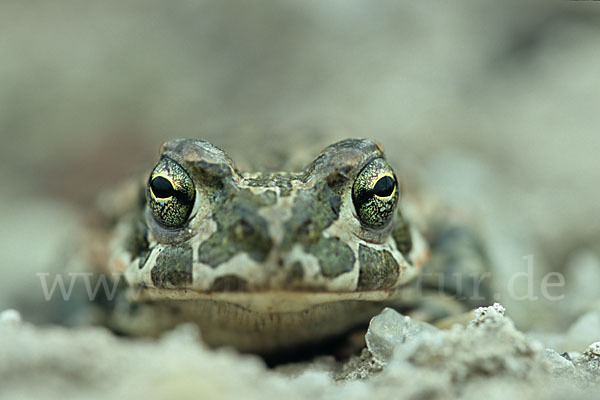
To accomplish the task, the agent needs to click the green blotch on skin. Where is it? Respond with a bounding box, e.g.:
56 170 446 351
309 237 355 278
280 182 350 278
151 244 193 288
290 261 305 279
209 275 248 291
392 211 413 256
284 261 306 288
281 182 342 249
198 189 274 268
357 244 400 290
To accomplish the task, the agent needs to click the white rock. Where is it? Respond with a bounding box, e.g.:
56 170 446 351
472 303 505 324
587 342 600 357
542 348 575 375
365 307 439 363
0 309 22 325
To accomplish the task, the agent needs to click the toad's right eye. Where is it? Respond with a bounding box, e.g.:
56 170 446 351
147 158 195 228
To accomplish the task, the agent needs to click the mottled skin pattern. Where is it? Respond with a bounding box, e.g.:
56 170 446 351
104 139 443 353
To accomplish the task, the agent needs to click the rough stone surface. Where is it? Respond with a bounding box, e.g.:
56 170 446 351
543 349 576 376
365 307 439 363
387 304 544 383
572 342 600 386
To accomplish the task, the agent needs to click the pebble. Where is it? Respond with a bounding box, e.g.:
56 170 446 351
542 348 575 375
0 309 22 325
365 307 439 363
586 342 600 357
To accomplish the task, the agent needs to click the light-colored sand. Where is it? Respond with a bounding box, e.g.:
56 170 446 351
1 305 599 400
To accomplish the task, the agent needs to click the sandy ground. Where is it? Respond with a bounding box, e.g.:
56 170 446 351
1 1 599 399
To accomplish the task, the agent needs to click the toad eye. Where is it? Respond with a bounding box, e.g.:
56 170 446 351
147 158 195 228
352 158 399 229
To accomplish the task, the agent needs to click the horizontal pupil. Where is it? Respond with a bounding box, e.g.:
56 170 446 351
151 176 175 198
372 176 395 197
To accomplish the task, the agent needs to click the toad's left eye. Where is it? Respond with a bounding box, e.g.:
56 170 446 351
352 158 399 229
147 157 195 228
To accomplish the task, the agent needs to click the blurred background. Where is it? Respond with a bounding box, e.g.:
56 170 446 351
1 1 599 344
